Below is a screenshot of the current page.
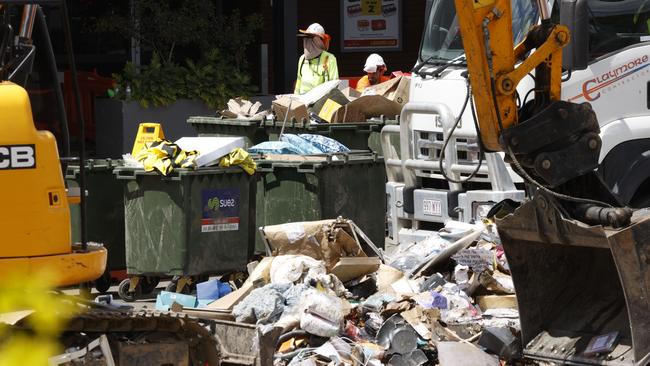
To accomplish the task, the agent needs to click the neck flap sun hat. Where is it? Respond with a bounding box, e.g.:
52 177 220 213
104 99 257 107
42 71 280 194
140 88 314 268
364 53 386 73
298 23 331 50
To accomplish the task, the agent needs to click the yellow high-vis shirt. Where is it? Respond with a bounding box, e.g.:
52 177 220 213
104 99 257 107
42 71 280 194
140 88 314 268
294 51 339 95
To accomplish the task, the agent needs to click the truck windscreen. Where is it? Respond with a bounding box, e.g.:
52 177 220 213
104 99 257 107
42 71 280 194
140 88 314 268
420 0 539 63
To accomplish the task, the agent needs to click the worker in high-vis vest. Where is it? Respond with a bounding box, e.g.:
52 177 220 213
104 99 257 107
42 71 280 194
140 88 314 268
294 23 339 95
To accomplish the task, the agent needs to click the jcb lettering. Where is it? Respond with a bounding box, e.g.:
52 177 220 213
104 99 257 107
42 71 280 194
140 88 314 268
0 145 36 170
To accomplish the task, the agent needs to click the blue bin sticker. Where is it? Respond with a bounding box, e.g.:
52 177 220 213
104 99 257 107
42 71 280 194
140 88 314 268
201 188 240 233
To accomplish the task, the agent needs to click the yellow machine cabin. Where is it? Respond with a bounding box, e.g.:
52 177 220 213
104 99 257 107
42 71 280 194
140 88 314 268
0 81 106 286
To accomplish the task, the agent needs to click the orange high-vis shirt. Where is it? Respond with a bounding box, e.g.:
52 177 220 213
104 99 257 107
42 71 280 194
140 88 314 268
356 75 391 92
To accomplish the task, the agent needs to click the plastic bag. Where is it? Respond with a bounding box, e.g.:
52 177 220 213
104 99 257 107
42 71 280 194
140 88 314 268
232 283 290 324
298 134 350 153
388 235 451 272
219 147 257 175
279 134 323 154
248 141 303 155
135 138 199 175
270 255 327 285
299 289 346 337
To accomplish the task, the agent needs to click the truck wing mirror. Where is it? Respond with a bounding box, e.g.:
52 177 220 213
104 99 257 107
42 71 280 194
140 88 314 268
561 0 590 70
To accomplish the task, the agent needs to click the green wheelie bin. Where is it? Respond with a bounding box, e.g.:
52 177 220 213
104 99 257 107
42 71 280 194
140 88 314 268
187 116 268 149
65 159 125 294
113 166 256 301
254 152 386 253
187 115 397 153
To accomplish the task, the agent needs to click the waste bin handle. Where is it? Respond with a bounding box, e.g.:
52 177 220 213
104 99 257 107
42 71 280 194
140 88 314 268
326 152 350 164
296 164 318 173
255 162 275 173
64 166 77 178
114 169 137 180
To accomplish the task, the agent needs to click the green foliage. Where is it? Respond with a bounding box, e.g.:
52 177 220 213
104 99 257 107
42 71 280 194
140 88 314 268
114 54 185 109
185 49 257 110
100 1 263 109
115 50 257 110
95 0 216 64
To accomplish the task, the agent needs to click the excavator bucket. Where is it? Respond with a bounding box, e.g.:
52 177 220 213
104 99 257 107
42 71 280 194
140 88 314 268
497 191 650 365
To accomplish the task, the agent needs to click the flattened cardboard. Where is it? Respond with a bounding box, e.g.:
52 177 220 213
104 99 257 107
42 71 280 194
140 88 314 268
331 257 381 282
205 283 253 311
476 295 518 311
330 95 402 123
261 219 366 270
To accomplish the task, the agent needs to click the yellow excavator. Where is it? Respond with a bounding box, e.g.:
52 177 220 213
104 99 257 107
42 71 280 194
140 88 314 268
450 0 650 364
0 2 106 287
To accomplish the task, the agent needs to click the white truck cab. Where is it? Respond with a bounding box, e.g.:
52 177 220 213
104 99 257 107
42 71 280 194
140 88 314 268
384 0 650 245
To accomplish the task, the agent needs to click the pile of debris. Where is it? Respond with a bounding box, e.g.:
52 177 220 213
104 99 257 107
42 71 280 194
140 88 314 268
174 217 521 366
272 77 408 125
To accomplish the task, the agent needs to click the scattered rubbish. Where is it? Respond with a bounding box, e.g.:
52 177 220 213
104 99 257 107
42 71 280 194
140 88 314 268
299 289 347 337
437 341 499 366
477 327 522 361
331 257 381 283
261 218 376 270
49 335 115 366
219 97 268 120
155 217 526 365
155 291 197 311
232 283 289 324
196 278 232 301
476 294 517 311
583 331 620 356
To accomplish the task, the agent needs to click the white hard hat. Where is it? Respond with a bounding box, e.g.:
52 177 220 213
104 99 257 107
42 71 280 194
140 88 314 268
364 54 386 73
299 23 326 37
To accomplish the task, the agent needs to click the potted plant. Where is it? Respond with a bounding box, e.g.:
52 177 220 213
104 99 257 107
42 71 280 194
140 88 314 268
91 1 261 158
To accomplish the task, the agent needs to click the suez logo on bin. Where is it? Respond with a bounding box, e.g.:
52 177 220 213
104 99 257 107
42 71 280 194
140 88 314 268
0 144 36 170
201 188 241 233
207 197 237 210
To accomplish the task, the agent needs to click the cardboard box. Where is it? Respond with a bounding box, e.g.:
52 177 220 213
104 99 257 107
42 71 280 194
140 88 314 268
362 75 410 106
272 97 309 123
330 95 402 123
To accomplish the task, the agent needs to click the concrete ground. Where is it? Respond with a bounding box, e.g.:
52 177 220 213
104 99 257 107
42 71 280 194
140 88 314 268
63 281 170 312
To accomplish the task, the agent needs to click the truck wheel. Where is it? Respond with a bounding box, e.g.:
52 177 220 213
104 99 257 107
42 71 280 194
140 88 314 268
117 279 139 302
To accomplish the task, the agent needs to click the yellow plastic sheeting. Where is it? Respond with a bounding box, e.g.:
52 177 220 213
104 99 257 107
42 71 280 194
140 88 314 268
135 138 199 176
219 148 257 175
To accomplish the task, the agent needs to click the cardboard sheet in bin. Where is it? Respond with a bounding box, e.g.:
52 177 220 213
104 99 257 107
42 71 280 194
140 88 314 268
259 218 383 270
175 136 244 167
321 95 401 123
322 76 409 123
272 97 309 122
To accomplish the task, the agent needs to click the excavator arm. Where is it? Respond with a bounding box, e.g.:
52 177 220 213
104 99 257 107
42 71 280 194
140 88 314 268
453 0 613 195
453 0 568 150
448 1 650 364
